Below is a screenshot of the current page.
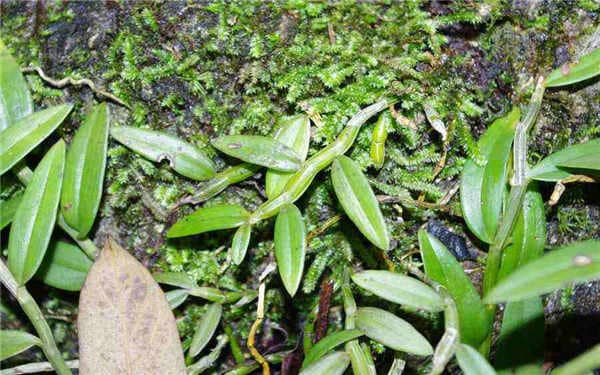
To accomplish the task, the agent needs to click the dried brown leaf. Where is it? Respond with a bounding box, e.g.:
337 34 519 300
78 238 186 375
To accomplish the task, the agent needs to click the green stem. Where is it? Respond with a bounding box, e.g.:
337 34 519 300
0 260 72 375
482 77 545 295
13 162 98 259
552 344 600 375
225 325 245 364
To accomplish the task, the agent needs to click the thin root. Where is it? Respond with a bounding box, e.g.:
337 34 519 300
247 274 271 375
21 66 130 108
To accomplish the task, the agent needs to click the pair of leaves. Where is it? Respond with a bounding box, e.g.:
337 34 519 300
0 330 41 361
110 126 216 181
266 115 311 198
419 229 492 348
299 351 350 375
355 307 433 356
212 135 303 172
527 138 600 181
331 155 389 250
460 108 521 244
167 204 249 238
346 340 376 375
78 239 186 374
8 141 65 285
302 329 363 367
495 186 545 371
61 103 110 238
351 270 444 312
545 47 600 87
486 240 600 303
274 204 306 296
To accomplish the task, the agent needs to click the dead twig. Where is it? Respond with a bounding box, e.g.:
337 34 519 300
21 66 130 108
314 279 333 343
549 175 597 206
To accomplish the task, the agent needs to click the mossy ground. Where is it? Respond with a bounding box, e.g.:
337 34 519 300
1 0 599 372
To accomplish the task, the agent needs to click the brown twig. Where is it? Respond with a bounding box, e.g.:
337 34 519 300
21 66 130 108
305 214 342 243
549 175 597 206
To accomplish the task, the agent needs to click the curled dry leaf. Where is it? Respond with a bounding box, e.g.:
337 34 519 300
78 238 186 375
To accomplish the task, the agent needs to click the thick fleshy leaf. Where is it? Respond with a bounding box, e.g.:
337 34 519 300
456 343 496 375
419 229 492 347
528 138 600 181
274 204 306 296
302 329 363 367
36 240 92 291
0 104 73 176
110 126 216 181
460 108 520 243
559 154 600 172
266 115 311 198
189 303 222 357
346 340 376 375
495 298 544 372
0 330 41 361
355 307 433 356
0 39 33 130
153 271 198 289
167 204 249 238
370 112 391 169
351 270 443 312
166 289 189 309
331 155 389 250
545 47 600 87
78 239 186 375
0 192 22 230
486 240 600 303
8 141 65 285
61 103 110 238
498 185 546 281
299 351 350 375
552 345 600 375
231 224 251 265
212 135 302 172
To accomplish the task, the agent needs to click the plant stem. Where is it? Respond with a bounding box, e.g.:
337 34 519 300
13 162 98 259
0 260 72 375
482 77 545 295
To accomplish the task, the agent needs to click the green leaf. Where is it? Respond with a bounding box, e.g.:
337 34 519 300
0 104 73 176
8 141 66 285
266 115 311 198
351 270 444 312
418 229 492 347
110 126 216 181
274 204 306 296
528 138 600 181
460 108 520 243
0 192 22 230
231 224 251 265
0 39 33 130
495 298 544 372
0 330 41 361
299 351 350 375
61 103 110 238
36 240 92 291
165 289 189 309
455 343 497 375
345 340 376 375
498 185 546 281
355 307 433 356
331 155 389 250
559 154 600 172
167 204 249 238
153 272 198 289
212 135 302 172
545 47 600 87
189 303 222 357
486 240 600 303
302 329 363 367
